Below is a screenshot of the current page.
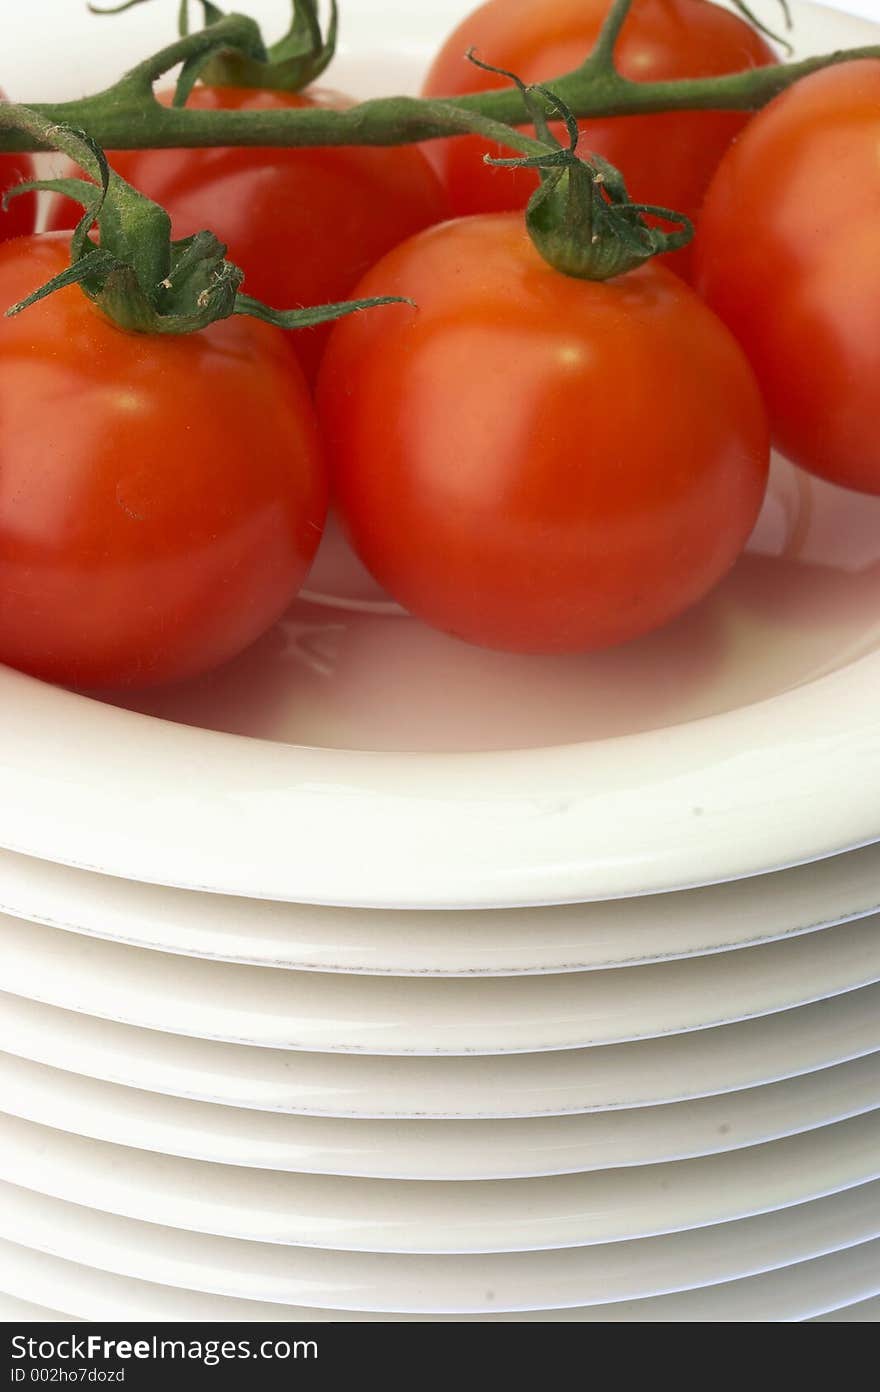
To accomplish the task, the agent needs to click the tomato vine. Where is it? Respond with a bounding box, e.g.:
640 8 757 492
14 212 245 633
0 0 877 155
0 103 410 333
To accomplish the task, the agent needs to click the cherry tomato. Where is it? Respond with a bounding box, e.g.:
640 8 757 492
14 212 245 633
0 234 327 690
695 60 880 495
0 88 36 240
47 85 449 384
317 214 770 654
422 0 776 279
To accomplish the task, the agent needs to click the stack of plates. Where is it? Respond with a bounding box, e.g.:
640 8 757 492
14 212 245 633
2 0 879 1326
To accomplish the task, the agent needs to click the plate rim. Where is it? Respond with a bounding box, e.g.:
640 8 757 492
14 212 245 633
3 912 880 1055
2 1108 880 1255
2 986 879 1118
3 839 880 976
1 1048 878 1181
0 640 879 908
1 1176 879 1312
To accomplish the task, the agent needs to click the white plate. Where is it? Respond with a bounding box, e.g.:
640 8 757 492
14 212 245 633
2 5 880 908
2 987 878 1119
812 1293 880 1321
2 1110 879 1254
0 1290 76 1323
3 840 880 977
0 1242 331 1323
3 914 880 1055
2 1237 878 1323
3 1051 877 1180
1 1179 878 1312
588 1243 880 1322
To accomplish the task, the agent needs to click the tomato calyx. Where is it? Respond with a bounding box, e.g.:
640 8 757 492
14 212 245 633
475 59 693 282
93 0 338 96
728 0 793 55
0 104 410 336
193 0 338 94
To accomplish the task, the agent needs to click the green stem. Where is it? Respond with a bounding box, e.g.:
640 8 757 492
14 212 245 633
0 11 878 153
120 12 267 91
587 0 635 71
0 101 409 335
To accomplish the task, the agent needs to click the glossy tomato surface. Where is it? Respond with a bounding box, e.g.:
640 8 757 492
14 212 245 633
317 215 770 655
0 87 36 241
47 85 449 384
0 234 327 690
422 0 776 279
696 59 880 495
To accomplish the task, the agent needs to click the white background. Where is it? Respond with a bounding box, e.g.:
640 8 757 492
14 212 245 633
5 0 880 103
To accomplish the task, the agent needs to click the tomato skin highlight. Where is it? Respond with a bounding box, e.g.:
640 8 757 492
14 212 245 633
695 60 880 495
46 85 449 385
317 215 770 655
0 234 327 690
0 88 36 241
421 0 776 280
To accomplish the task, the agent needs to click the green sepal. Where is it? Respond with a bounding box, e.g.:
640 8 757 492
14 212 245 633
235 292 414 332
178 0 226 29
526 157 693 281
5 248 120 318
3 176 99 210
0 102 413 338
472 58 693 281
86 0 155 13
173 1 269 106
180 0 339 94
82 1 272 105
729 0 793 55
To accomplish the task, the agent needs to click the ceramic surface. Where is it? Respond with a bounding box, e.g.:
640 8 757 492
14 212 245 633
2 1051 877 1180
1 987 878 1119
2 1110 880 1254
2 1179 879 1312
3 914 879 1054
811 1293 880 1321
2 1236 878 1322
0 1289 75 1323
3 841 879 976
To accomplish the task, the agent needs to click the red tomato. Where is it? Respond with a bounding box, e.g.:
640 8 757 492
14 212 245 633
317 215 770 654
695 60 880 495
422 0 776 279
0 88 36 240
0 234 327 690
47 85 449 384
